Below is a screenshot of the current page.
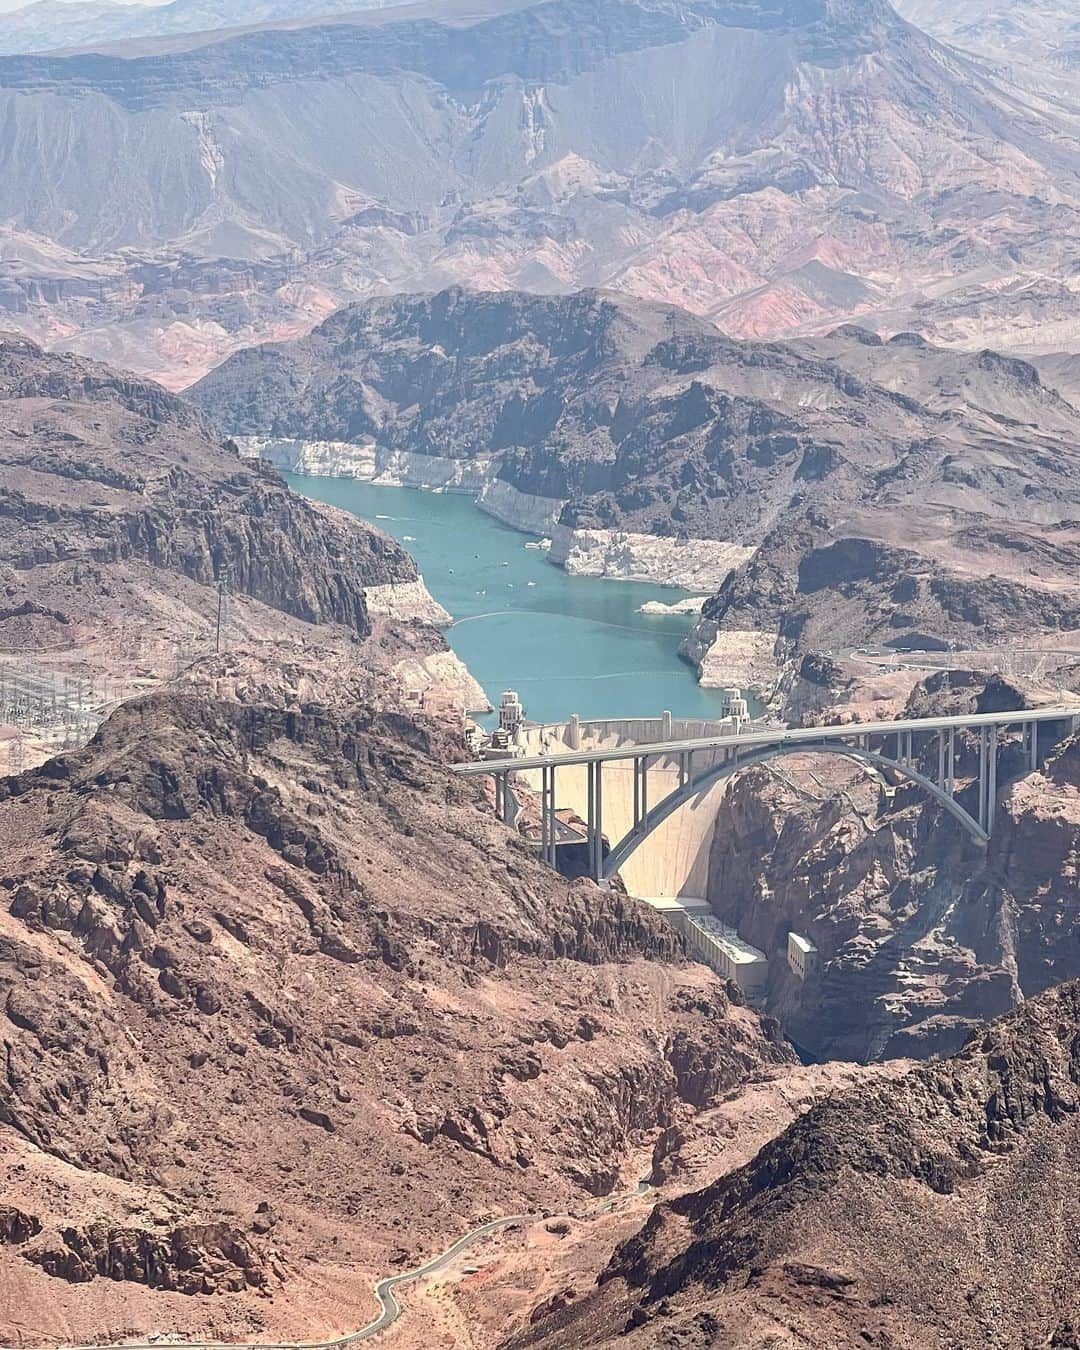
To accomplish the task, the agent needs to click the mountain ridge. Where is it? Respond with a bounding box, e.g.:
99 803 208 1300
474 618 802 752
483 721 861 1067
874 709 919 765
3 0 1080 384
188 285 1080 695
514 978 1080 1347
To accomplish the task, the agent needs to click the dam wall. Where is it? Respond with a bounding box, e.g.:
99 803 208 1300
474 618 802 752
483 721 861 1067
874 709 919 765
515 715 747 899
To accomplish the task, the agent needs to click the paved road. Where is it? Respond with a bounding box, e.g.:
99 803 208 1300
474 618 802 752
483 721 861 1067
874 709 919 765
53 1181 653 1350
453 705 1080 777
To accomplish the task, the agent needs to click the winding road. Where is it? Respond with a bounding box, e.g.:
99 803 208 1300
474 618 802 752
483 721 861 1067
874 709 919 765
56 1180 654 1350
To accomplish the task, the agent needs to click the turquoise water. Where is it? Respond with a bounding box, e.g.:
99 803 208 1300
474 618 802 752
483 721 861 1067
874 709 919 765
288 474 736 725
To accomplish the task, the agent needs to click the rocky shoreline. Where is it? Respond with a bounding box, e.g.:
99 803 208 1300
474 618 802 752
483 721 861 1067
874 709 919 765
236 436 752 593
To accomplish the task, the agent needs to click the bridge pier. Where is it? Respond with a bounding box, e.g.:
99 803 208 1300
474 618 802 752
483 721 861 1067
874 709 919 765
586 759 604 883
633 755 650 832
541 763 557 868
977 727 989 832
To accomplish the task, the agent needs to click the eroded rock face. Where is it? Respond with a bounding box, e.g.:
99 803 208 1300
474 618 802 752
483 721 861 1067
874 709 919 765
0 656 793 1342
702 675 1080 1061
517 981 1080 1349
24 1222 277 1294
0 1206 40 1245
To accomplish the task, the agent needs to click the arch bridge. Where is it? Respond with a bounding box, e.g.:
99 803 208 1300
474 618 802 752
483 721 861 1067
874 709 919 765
451 707 1080 883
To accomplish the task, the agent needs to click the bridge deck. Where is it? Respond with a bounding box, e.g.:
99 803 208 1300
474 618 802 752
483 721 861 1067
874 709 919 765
451 706 1080 776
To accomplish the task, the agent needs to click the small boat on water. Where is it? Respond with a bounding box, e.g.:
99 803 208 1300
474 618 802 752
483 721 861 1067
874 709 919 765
403 534 416 542
524 538 552 551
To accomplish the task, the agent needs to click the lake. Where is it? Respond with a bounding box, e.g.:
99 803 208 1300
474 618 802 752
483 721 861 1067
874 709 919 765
288 474 739 726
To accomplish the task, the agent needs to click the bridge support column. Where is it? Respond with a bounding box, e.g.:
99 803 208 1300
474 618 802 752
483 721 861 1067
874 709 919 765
937 729 946 787
541 763 557 868
978 727 989 833
947 728 956 796
1028 721 1039 773
587 760 604 883
678 751 692 790
633 756 650 832
987 724 999 836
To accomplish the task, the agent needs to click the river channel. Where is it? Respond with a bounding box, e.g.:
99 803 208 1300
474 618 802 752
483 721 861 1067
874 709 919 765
289 474 739 725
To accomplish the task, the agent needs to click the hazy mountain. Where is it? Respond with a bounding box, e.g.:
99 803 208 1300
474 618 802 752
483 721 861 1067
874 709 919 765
0 0 394 56
894 0 1080 73
2 0 1080 385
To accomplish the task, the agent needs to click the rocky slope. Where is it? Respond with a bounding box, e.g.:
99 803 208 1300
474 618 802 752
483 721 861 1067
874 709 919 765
191 289 1080 675
0 331 479 764
702 672 1080 1062
0 648 793 1345
515 979 1080 1348
2 0 1080 383
0 332 799 1344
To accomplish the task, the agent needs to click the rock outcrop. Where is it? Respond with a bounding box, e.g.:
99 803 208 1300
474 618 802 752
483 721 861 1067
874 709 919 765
24 1222 277 1295
702 674 1080 1061
515 980 1080 1348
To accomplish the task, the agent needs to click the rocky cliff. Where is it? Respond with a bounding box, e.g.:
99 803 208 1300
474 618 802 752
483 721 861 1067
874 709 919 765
516 980 1080 1348
702 673 1080 1062
0 334 424 637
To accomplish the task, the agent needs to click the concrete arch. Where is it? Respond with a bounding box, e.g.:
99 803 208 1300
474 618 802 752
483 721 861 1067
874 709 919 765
600 742 988 881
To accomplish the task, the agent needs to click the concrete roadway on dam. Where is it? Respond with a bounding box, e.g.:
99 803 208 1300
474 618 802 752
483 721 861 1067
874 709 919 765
498 706 1080 774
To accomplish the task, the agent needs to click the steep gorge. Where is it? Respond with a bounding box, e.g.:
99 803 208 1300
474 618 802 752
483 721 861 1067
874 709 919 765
191 288 1080 697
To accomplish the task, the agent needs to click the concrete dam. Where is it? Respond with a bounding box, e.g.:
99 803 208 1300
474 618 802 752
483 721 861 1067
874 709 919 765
515 711 740 901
